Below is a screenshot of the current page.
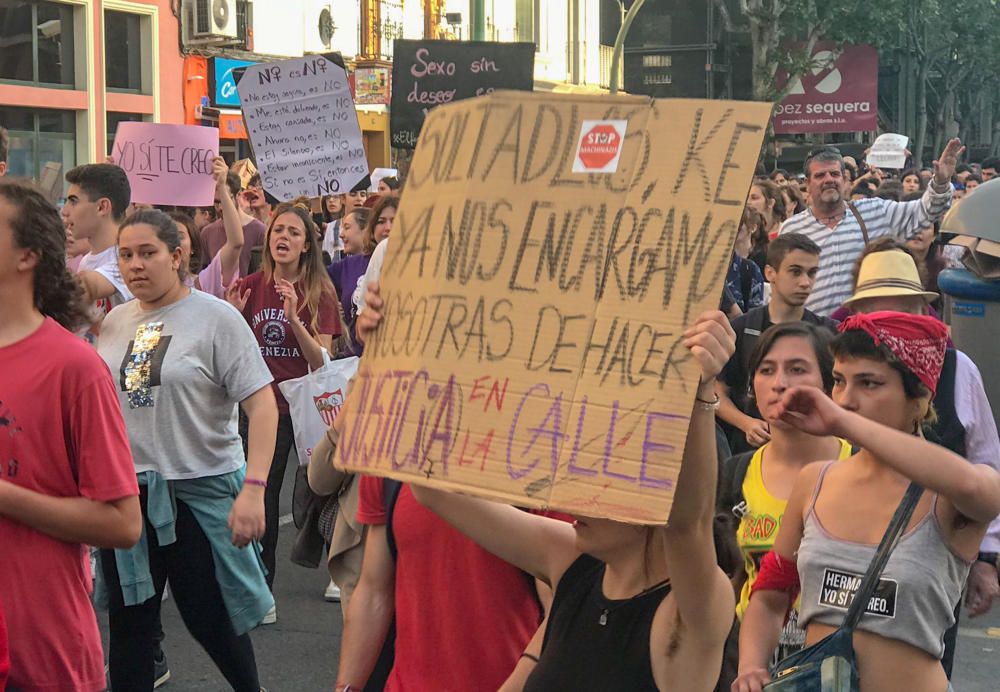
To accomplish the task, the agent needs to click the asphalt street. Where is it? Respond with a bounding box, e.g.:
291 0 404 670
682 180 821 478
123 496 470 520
96 460 1000 691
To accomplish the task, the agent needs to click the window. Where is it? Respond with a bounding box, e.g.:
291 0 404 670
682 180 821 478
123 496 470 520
642 55 671 68
107 112 144 154
515 0 539 46
0 0 76 86
643 73 672 85
0 106 76 181
105 10 142 91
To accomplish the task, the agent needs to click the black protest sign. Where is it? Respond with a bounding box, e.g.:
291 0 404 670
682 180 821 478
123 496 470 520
390 39 535 149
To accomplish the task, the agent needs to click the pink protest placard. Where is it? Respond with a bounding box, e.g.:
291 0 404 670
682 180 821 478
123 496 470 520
111 123 219 206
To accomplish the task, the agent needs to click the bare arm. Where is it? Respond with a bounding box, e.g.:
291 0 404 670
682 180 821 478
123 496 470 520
77 270 118 303
779 387 1000 524
498 618 547 692
716 380 769 447
337 525 396 690
409 484 578 587
213 157 245 284
660 313 738 648
229 385 278 547
0 482 140 549
838 408 1000 523
733 464 816 691
288 319 332 370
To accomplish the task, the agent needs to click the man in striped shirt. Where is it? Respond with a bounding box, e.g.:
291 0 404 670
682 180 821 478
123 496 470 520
778 139 962 316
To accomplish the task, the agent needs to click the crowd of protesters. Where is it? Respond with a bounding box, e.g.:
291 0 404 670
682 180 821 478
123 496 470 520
2 116 1000 692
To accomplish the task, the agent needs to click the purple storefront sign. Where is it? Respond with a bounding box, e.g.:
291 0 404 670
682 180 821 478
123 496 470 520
772 44 878 135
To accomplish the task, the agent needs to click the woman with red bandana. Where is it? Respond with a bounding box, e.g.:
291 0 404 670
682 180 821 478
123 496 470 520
733 312 1000 692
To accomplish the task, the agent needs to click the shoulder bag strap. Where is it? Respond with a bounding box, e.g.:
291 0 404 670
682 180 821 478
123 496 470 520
842 482 924 631
846 202 870 245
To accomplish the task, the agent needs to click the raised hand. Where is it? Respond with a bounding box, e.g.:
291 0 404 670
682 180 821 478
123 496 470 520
774 385 844 438
933 138 966 186
225 278 251 312
682 310 737 383
274 278 299 319
212 156 229 192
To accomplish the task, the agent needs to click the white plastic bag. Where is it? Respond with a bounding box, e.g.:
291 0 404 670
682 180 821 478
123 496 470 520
277 353 359 466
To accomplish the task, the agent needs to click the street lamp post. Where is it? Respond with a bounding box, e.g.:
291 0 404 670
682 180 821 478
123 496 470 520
609 0 648 95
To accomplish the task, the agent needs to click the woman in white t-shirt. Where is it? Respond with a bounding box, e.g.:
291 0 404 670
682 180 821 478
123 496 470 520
96 208 278 691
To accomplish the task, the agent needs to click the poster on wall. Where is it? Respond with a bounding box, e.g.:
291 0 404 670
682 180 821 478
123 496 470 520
390 39 535 149
352 67 391 105
772 44 878 135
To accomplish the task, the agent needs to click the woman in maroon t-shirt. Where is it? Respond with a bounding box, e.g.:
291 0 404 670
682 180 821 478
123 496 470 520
227 201 341 597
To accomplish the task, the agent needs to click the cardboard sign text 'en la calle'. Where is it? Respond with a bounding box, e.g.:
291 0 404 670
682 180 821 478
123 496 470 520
335 92 771 523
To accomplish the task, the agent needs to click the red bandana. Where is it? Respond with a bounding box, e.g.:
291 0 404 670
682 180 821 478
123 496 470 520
839 311 949 395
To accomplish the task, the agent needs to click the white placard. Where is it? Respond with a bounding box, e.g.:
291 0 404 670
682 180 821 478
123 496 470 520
866 133 909 170
237 55 368 201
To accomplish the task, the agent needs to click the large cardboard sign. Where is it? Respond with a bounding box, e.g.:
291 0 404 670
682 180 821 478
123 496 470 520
390 39 535 149
336 92 771 523
772 44 877 135
237 55 368 201
111 123 219 206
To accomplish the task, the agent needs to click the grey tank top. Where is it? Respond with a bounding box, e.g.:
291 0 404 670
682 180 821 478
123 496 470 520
797 462 971 659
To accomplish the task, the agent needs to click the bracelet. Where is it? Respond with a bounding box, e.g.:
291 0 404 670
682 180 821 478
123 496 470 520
244 477 267 489
694 394 720 412
520 652 540 664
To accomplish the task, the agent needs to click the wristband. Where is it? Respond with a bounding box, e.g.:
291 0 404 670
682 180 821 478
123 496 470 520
694 394 720 412
244 477 267 489
520 652 540 664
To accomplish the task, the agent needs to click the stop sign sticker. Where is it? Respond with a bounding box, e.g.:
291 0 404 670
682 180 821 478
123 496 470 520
573 119 628 173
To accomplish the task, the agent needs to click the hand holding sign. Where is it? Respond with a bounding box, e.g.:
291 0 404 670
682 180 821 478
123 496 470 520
866 133 909 170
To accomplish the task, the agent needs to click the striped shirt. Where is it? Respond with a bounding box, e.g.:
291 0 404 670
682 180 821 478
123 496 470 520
779 186 952 316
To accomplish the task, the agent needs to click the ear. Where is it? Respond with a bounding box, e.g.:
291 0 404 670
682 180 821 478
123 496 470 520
764 264 777 283
0 162 7 176
96 197 114 218
15 247 39 273
171 244 184 272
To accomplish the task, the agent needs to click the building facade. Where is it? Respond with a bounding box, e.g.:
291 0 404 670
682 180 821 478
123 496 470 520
1 0 624 184
0 0 184 179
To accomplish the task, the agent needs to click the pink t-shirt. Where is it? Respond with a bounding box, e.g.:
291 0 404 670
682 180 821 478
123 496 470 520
0 319 138 691
185 250 238 298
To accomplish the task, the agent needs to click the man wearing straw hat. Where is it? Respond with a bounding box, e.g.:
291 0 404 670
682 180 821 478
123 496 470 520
842 241 1000 680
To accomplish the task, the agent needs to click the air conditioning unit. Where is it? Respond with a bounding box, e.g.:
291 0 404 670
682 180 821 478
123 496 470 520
304 2 335 54
183 0 239 45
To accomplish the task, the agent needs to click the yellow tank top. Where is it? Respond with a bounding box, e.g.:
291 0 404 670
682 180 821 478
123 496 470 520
736 439 853 618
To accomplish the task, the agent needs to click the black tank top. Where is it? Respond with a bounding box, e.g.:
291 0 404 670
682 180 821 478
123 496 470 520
523 554 671 692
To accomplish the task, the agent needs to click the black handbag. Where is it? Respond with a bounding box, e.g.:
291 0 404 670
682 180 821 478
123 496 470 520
764 482 925 691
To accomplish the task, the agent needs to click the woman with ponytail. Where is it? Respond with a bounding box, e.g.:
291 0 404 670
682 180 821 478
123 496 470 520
227 201 342 598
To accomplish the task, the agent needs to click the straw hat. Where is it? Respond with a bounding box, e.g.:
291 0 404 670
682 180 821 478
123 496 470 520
842 250 939 307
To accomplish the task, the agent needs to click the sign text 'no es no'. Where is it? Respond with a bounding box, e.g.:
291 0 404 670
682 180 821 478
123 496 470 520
334 92 771 524
237 55 368 201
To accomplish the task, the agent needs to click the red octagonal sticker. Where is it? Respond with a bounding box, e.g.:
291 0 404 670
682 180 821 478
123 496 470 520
573 119 628 174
